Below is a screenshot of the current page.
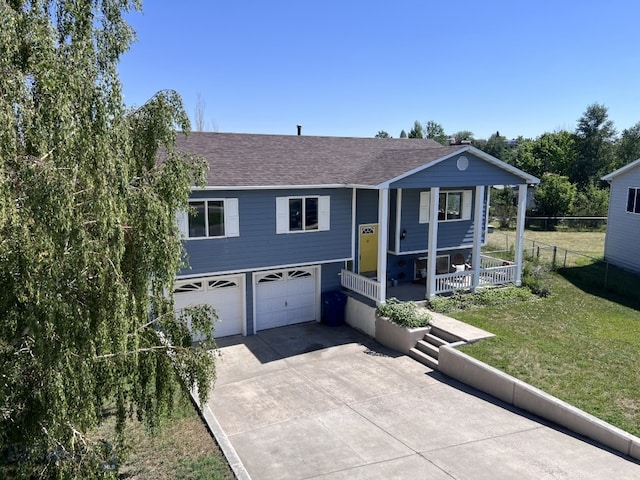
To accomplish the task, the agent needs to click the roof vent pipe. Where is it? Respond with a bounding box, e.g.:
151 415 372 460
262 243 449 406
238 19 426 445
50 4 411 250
297 124 302 136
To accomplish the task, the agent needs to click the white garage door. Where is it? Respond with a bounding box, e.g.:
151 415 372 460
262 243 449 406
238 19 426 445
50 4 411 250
255 267 318 331
174 274 244 339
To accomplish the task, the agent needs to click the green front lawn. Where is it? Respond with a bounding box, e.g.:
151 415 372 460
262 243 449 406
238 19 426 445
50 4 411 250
454 272 640 437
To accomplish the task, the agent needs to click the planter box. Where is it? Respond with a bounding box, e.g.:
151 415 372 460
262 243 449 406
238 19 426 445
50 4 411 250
375 316 431 355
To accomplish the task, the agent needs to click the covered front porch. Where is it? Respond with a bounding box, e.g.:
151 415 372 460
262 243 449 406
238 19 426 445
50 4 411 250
341 253 518 303
340 182 530 304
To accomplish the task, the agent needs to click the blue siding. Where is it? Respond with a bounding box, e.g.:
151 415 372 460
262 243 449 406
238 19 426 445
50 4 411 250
604 166 640 274
356 189 378 225
182 188 352 275
390 153 524 188
388 190 398 251
322 262 344 292
396 188 480 251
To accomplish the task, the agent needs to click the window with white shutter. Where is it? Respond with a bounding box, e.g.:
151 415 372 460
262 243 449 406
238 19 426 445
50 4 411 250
177 198 240 239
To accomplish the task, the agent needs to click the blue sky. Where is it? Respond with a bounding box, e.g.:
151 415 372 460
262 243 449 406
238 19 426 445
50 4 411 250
118 1 640 140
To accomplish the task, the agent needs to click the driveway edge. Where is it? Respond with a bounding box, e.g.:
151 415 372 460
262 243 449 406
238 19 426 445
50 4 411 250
439 345 640 462
190 389 252 480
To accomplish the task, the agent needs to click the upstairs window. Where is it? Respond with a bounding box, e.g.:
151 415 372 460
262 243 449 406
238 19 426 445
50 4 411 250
419 190 472 223
190 200 225 237
289 197 318 231
276 196 330 233
627 188 640 214
439 192 463 221
177 198 239 239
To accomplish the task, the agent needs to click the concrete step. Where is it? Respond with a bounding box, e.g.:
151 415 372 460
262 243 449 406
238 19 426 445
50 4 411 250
424 332 448 347
415 339 440 359
409 347 439 369
430 326 464 344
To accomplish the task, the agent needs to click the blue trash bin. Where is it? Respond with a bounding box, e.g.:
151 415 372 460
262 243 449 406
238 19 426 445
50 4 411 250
321 291 347 326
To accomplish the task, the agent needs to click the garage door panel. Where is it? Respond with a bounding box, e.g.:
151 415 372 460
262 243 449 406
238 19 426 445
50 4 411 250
255 267 318 331
174 275 244 339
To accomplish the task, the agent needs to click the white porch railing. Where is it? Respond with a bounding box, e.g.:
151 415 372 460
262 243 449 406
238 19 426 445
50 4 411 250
479 264 517 285
480 254 513 269
340 256 517 301
434 256 517 294
435 270 473 294
340 269 380 302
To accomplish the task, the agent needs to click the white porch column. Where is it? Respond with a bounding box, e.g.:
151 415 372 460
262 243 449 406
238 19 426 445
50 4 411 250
426 187 440 300
351 188 357 263
514 184 528 286
377 188 389 304
471 186 485 291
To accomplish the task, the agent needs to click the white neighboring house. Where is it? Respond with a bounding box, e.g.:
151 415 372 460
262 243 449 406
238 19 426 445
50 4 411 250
602 158 640 275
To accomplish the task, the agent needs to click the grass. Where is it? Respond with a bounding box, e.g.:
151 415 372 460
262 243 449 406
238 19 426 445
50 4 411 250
452 230 640 437
487 229 606 259
96 389 234 480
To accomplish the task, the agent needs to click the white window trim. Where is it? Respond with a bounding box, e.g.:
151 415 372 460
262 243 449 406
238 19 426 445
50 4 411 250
276 195 330 234
627 187 640 215
177 198 240 240
419 189 472 223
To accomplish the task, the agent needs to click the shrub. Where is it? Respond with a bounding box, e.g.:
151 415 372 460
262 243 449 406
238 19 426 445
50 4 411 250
376 298 431 328
522 259 551 297
427 286 535 313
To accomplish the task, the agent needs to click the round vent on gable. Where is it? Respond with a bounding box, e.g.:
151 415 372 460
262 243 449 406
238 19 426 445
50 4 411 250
457 156 469 171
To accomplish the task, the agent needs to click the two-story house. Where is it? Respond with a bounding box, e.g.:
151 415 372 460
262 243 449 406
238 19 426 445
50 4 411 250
172 132 538 338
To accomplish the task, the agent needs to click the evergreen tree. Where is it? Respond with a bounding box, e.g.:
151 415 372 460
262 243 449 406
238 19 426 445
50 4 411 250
408 120 424 138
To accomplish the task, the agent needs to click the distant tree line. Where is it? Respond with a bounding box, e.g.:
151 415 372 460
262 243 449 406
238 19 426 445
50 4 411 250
377 103 640 219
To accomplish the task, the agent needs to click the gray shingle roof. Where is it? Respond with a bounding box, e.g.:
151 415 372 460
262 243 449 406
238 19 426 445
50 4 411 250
174 132 463 188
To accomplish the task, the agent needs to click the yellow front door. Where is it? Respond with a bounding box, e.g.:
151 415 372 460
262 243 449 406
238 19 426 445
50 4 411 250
359 224 378 275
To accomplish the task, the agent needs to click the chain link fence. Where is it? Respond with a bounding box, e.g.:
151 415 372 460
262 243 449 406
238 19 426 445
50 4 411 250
485 232 598 268
484 232 639 300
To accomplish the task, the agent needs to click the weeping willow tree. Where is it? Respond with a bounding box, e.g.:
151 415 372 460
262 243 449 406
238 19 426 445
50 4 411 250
0 1 216 477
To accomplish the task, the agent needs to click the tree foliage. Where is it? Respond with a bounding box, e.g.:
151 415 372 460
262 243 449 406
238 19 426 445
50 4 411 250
483 131 506 160
534 174 577 216
572 184 609 216
572 103 617 186
513 131 576 179
451 130 474 142
407 120 423 139
425 120 448 145
375 130 391 138
490 186 517 228
616 121 640 169
0 1 216 477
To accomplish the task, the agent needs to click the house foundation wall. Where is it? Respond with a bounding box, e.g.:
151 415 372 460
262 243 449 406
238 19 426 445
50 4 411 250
345 296 376 338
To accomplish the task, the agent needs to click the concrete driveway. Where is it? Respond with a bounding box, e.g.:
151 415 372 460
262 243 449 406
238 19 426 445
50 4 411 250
204 322 640 479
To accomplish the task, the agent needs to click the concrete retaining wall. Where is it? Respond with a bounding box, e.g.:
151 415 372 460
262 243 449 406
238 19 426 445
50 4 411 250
439 345 640 461
345 296 376 337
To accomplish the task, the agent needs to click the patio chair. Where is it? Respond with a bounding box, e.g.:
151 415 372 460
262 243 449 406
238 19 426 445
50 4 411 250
452 253 471 271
